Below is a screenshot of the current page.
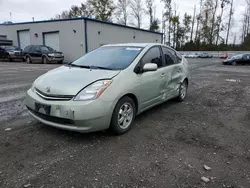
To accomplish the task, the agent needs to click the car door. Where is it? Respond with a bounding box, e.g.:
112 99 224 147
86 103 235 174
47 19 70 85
33 46 43 62
162 47 183 97
138 46 167 111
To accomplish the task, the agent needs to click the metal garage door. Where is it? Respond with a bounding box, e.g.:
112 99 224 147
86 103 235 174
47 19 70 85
18 30 30 50
44 32 60 51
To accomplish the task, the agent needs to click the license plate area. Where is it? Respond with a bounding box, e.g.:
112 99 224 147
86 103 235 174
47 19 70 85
35 102 51 115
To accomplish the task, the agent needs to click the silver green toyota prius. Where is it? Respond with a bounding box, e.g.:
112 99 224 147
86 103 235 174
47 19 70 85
25 43 188 134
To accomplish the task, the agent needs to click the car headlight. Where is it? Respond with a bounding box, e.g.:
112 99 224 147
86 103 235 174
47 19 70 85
74 80 112 101
48 53 55 57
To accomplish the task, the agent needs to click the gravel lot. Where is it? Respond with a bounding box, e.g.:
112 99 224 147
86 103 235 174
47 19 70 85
0 59 249 188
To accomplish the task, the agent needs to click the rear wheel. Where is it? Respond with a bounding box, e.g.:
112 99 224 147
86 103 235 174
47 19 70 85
110 96 136 135
176 80 188 102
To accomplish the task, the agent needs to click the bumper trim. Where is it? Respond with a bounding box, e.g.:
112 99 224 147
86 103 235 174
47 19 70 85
28 110 91 132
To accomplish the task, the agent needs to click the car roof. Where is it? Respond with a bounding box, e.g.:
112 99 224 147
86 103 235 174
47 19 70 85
103 43 164 48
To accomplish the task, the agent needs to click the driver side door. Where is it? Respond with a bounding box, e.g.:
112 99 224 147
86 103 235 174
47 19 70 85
138 46 167 111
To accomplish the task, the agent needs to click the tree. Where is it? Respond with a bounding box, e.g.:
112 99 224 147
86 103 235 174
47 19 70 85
225 0 234 45
150 19 160 31
161 0 172 45
215 0 230 46
91 0 116 21
130 0 144 28
183 13 192 42
116 0 130 25
146 0 154 29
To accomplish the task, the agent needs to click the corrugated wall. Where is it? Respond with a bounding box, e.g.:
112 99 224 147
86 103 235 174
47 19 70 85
86 21 162 52
0 20 85 62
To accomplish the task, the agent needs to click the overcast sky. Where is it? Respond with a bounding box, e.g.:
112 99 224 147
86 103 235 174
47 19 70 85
0 0 247 43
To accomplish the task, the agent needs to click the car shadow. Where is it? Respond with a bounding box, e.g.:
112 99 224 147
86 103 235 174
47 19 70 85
38 98 179 142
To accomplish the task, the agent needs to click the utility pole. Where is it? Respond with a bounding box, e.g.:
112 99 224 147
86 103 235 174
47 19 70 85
32 17 34 22
190 5 196 42
226 0 233 45
233 32 236 45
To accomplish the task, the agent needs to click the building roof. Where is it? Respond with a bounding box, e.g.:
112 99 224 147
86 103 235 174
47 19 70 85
0 17 163 35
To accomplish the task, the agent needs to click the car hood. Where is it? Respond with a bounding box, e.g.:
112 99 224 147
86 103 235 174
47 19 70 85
34 65 120 95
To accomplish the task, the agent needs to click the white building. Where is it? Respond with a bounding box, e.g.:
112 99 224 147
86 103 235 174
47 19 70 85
0 17 162 62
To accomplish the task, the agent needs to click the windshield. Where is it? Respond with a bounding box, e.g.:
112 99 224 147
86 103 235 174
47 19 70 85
4 46 19 50
71 46 143 70
41 46 55 52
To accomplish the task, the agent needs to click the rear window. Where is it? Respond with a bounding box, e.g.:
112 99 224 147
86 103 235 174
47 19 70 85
72 46 143 70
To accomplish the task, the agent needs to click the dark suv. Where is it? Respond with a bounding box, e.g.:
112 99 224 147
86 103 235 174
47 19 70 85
23 45 64 64
0 45 24 62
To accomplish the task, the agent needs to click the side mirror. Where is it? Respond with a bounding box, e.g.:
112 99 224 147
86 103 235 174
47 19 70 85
143 63 158 72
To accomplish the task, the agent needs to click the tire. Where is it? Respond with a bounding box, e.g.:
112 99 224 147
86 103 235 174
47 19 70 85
42 56 48 64
232 61 237 66
7 55 12 62
26 56 31 64
176 80 188 102
110 96 136 135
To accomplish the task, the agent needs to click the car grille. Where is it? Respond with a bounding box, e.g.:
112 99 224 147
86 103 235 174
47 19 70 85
27 107 74 125
35 88 74 101
14 52 21 56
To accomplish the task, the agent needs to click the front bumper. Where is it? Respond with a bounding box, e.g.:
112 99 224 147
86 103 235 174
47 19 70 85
48 56 64 63
25 89 115 133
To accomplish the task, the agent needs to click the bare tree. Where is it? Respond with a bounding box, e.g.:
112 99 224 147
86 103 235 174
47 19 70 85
215 0 230 45
209 0 219 44
146 0 154 29
116 0 130 25
190 5 196 42
130 0 144 28
225 0 234 45
161 0 172 45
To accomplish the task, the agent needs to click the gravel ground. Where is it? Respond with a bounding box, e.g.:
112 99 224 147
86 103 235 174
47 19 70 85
0 59 249 188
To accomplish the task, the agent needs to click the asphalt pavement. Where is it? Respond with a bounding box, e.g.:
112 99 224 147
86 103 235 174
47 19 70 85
0 59 250 188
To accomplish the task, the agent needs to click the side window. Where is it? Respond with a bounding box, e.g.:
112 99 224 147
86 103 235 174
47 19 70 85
35 46 41 52
162 47 176 66
176 52 182 63
24 46 31 52
141 47 163 68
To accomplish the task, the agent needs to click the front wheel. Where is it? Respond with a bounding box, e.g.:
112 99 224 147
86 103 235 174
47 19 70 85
232 61 237 66
7 55 12 62
176 80 188 102
110 96 136 135
26 56 31 64
42 56 48 64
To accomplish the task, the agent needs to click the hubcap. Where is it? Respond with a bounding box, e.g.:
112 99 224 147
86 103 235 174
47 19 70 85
118 102 133 129
180 83 187 99
27 58 30 63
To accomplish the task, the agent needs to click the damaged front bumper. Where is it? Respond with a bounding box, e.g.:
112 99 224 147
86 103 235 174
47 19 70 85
25 89 115 133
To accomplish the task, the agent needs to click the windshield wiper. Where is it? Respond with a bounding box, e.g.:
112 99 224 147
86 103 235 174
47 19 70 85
89 66 113 70
68 64 91 69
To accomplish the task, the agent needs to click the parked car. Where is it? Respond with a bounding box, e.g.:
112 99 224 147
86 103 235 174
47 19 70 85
220 54 228 60
223 54 250 66
23 45 64 64
188 53 200 58
25 43 189 135
199 53 213 58
0 45 24 61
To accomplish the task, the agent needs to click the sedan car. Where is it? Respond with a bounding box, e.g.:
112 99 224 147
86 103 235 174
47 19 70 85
0 45 24 61
25 43 189 135
223 54 250 66
23 45 64 64
199 53 213 58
